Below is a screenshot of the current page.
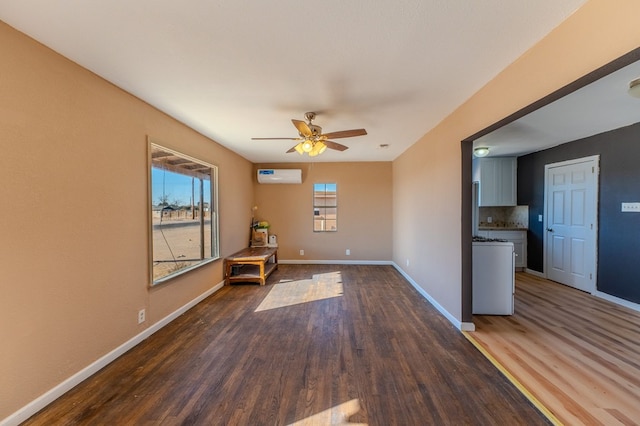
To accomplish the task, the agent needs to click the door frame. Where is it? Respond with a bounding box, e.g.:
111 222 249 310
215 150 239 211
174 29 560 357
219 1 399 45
543 155 599 293
461 48 640 326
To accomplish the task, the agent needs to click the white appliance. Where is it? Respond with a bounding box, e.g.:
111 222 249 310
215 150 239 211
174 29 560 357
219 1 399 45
257 169 302 184
472 240 515 315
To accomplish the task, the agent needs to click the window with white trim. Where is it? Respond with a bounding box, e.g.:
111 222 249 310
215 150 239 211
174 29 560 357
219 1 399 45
149 142 219 285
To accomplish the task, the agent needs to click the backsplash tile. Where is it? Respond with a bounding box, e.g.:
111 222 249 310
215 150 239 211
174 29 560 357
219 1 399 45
479 205 529 229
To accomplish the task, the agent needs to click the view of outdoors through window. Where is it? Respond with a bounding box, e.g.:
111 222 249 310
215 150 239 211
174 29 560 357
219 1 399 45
150 144 218 284
313 183 337 232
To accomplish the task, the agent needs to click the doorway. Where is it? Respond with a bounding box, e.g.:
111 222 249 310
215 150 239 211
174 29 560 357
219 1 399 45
544 155 599 293
461 48 640 324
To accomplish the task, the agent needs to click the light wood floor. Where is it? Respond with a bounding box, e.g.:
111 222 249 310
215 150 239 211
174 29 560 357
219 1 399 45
469 272 640 426
23 265 548 425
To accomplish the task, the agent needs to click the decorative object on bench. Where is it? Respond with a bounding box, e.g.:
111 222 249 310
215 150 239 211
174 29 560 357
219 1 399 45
251 229 267 246
251 220 270 247
249 205 258 245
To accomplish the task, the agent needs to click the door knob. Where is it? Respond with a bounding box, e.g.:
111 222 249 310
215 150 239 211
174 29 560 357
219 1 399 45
546 228 554 232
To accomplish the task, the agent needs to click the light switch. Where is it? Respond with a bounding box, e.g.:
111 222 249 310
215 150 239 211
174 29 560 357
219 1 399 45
538 214 543 222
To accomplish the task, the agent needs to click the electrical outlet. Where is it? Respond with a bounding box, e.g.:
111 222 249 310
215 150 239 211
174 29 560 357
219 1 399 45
346 249 350 255
299 249 304 255
487 216 493 223
138 309 146 324
621 202 640 212
406 259 410 267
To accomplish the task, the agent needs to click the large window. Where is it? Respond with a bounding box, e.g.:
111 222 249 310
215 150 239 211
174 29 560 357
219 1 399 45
313 183 337 232
149 142 219 285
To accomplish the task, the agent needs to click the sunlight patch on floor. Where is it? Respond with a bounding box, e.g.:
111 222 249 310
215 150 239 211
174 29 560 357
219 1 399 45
255 271 344 312
287 398 367 426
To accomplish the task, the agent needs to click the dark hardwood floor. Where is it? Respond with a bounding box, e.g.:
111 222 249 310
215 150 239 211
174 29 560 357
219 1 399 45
24 265 548 425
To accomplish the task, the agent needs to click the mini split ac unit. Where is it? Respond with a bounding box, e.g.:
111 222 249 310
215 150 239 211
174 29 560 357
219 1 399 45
257 169 302 184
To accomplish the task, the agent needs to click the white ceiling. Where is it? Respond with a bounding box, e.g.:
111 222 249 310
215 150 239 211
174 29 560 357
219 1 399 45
475 59 640 157
0 0 588 163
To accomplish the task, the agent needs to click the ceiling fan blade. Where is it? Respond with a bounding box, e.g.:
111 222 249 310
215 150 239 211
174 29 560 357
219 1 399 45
251 137 300 140
292 119 313 138
323 140 349 151
321 129 367 139
286 145 298 153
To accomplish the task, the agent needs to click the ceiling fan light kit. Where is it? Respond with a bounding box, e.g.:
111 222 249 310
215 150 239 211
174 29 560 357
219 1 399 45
252 112 367 156
309 141 327 156
629 77 640 98
292 140 327 156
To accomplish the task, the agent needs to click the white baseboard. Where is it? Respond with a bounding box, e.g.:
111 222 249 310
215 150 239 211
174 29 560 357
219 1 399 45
1 281 225 426
524 268 545 278
391 263 474 332
594 291 640 313
459 321 476 331
278 259 392 265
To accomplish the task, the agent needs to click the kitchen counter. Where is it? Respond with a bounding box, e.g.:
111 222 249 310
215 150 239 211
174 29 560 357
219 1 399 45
479 227 527 231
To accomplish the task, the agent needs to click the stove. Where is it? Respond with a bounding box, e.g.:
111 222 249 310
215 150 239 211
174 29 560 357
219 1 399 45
472 236 509 243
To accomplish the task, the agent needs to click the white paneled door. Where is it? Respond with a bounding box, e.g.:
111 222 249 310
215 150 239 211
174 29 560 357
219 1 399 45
544 156 598 293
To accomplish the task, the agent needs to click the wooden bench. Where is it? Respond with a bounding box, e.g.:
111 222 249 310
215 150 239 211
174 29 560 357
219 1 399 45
224 246 278 286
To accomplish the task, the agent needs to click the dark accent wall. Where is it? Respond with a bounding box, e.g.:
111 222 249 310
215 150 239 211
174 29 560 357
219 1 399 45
518 122 640 303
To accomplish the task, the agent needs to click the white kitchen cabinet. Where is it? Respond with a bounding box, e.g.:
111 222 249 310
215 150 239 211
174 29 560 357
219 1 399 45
477 229 527 270
472 157 517 206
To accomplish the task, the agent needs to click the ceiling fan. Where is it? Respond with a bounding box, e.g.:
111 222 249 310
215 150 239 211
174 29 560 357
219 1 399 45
252 112 367 156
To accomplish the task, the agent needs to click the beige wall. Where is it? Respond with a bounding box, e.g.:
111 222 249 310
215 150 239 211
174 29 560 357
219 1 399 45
253 162 392 261
0 21 253 419
393 0 640 322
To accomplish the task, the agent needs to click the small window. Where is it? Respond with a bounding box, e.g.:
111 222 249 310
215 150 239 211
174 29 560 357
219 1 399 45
313 183 337 232
149 142 219 285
